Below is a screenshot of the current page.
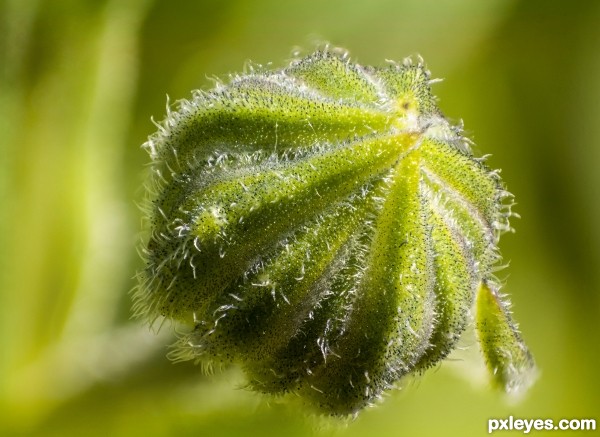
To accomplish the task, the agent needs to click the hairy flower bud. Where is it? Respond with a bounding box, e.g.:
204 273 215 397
135 48 536 415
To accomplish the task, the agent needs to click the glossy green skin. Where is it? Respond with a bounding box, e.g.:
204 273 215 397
136 50 535 415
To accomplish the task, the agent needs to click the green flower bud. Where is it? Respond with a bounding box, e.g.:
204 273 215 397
135 48 536 415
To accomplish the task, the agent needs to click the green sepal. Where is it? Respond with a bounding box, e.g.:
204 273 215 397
476 281 537 394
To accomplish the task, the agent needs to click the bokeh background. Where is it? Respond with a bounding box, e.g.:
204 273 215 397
1 0 599 435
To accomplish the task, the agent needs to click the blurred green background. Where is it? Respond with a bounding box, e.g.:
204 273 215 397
1 0 599 435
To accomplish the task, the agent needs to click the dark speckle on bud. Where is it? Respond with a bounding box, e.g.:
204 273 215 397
134 47 536 416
